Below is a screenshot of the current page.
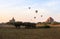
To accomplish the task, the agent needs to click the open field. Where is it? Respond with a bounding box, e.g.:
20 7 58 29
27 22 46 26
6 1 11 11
0 28 60 39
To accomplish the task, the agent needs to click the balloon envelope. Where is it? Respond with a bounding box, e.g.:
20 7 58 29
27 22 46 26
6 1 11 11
28 7 31 9
35 10 38 13
41 15 43 17
34 17 36 19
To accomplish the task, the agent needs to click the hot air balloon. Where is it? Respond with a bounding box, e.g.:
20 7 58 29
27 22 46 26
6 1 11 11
41 15 43 17
28 7 31 9
34 17 36 19
35 10 38 13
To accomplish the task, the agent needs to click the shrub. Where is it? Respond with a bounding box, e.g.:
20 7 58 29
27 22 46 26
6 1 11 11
43 25 50 28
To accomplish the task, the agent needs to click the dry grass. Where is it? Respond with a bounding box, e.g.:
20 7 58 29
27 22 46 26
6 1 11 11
0 28 60 39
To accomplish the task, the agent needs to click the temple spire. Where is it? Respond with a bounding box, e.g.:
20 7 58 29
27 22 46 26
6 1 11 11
45 17 54 23
9 17 15 23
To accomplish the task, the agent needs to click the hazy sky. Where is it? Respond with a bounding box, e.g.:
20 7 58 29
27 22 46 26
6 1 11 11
0 0 60 23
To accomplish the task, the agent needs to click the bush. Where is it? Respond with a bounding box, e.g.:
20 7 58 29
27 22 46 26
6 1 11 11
38 24 50 28
23 22 36 29
43 25 50 28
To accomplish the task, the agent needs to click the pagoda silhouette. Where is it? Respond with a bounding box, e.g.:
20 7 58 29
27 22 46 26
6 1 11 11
45 17 54 23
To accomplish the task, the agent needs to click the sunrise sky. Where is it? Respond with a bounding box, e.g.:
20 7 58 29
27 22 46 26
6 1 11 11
0 0 60 23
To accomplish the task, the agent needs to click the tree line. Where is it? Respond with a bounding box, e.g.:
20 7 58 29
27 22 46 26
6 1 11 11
6 22 36 29
6 21 52 29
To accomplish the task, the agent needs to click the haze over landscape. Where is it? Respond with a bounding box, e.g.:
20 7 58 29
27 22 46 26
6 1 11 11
0 0 60 23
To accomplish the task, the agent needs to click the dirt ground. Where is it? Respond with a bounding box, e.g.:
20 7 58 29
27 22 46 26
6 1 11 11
0 28 60 39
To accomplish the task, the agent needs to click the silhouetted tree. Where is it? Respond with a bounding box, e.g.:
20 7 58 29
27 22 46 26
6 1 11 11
51 22 60 25
23 22 36 28
43 24 50 28
13 22 23 28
